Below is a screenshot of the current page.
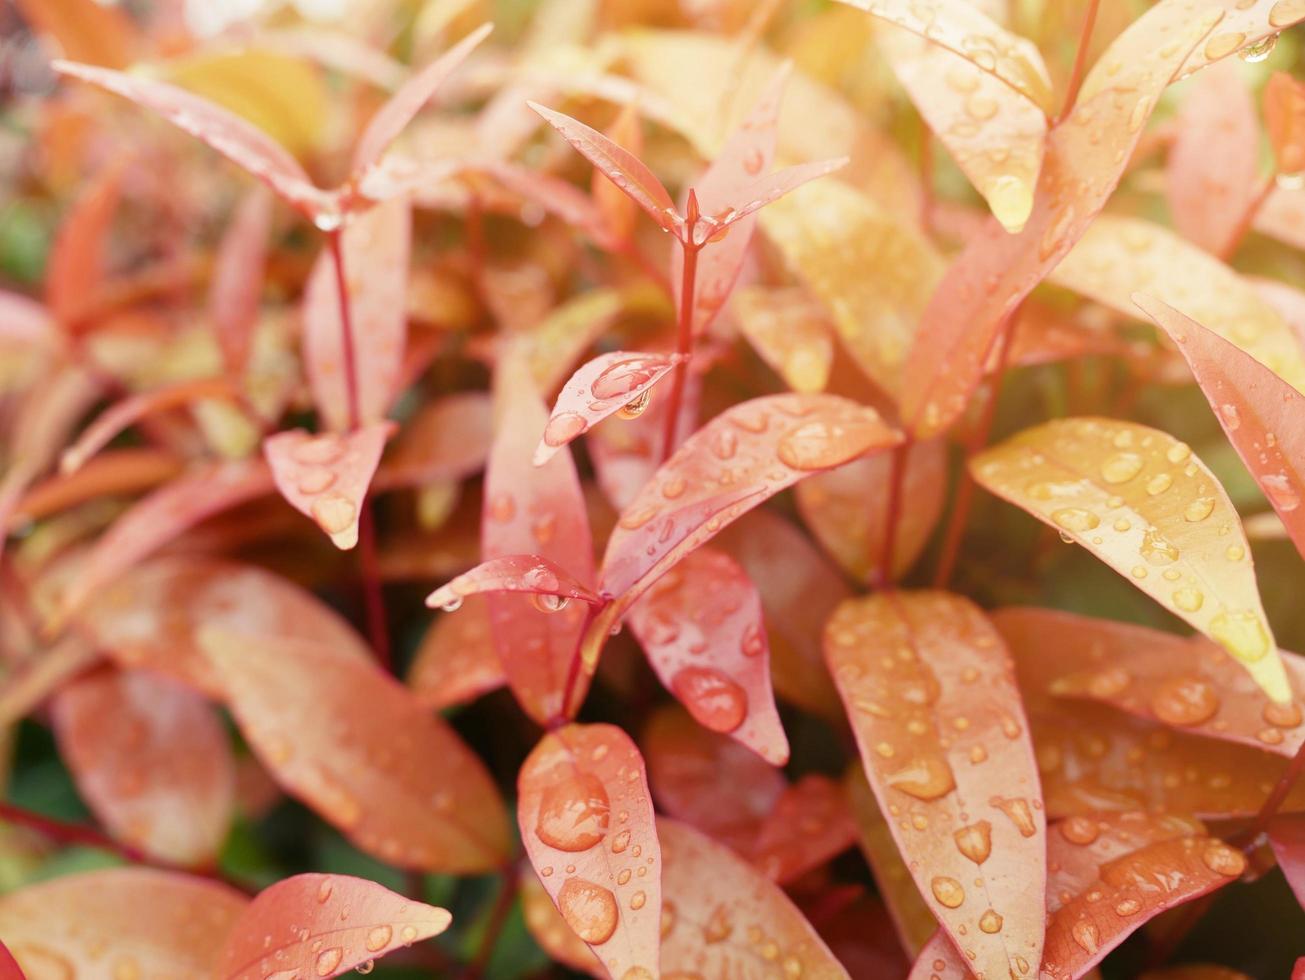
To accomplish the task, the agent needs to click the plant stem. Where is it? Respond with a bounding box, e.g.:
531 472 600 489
873 440 912 589
327 229 391 668
660 193 702 464
1240 736 1305 848
1057 0 1101 123
462 863 521 979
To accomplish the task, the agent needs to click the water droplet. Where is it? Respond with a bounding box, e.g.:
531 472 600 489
617 389 651 420
1184 497 1215 522
1204 31 1247 59
312 492 357 536
399 925 418 945
930 876 966 908
1219 403 1241 431
1140 528 1179 565
1262 473 1300 512
1114 898 1141 916
355 961 375 976
365 925 392 952
1264 700 1303 728
953 821 992 864
440 596 463 613
1173 587 1204 613
978 909 1003 934
1052 508 1100 533
1201 842 1246 876
1145 473 1173 496
557 878 619 944
294 433 346 465
536 771 610 851
543 412 587 448
1151 677 1220 726
886 754 956 801
532 593 571 614
1209 610 1271 663
741 624 765 657
1100 453 1144 484
1072 920 1099 954
629 890 646 910
992 796 1037 837
298 468 337 494
316 947 344 976
776 419 870 470
1239 32 1278 62
1060 817 1099 845
671 667 747 733
1088 668 1131 698
318 879 334 903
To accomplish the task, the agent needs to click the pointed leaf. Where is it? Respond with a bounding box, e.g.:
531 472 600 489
302 197 411 430
0 868 247 977
518 723 661 979
657 817 850 979
592 103 643 245
216 873 452 980
200 629 511 872
52 61 325 217
751 774 858 884
407 595 506 710
350 24 493 180
1268 814 1305 909
210 186 273 375
530 102 679 233
1137 296 1305 564
825 591 1046 980
734 286 835 393
1174 0 1305 80
482 348 595 724
628 546 788 764
45 157 125 328
426 555 601 611
1049 216 1305 391
972 417 1291 703
264 423 392 550
534 351 682 465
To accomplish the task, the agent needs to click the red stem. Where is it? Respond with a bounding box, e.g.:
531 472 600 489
874 440 912 590
326 229 391 669
1241 735 1305 848
660 194 702 464
1057 0 1101 123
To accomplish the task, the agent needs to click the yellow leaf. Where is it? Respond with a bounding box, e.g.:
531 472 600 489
972 417 1291 703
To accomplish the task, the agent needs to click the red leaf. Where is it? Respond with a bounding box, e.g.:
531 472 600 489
264 422 393 550
530 101 679 234
826 591 1046 980
200 630 511 872
518 723 661 978
534 351 682 465
426 555 602 611
0 868 247 977
407 594 506 710
1137 295 1305 563
1268 814 1305 910
45 157 125 328
52 62 325 218
210 186 273 375
52 668 234 866
215 873 452 980
53 459 275 627
482 348 595 724
627 546 788 764
350 24 493 181
751 774 858 884
302 197 411 430
0 940 24 980
657 816 849 978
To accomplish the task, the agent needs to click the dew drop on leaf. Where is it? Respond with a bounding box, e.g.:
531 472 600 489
535 772 610 852
556 878 620 944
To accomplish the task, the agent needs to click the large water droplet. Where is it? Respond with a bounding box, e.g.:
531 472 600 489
671 667 747 733
536 771 611 852
315 947 344 976
557 878 619 944
532 593 571 614
930 876 966 908
1264 700 1303 728
991 796 1037 837
1100 453 1143 484
1239 32 1278 62
953 821 992 864
1072 920 1099 954
617 389 651 420
312 492 357 536
978 909 1004 934
1150 676 1220 726
1201 842 1247 876
886 754 956 801
776 419 871 470
365 925 393 952
1052 507 1100 533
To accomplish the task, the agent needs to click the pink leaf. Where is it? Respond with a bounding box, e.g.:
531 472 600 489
534 351 682 465
45 156 125 328
426 555 602 611
215 873 452 980
518 723 661 978
209 185 273 375
407 595 506 711
264 422 393 550
627 547 788 764
750 774 858 884
375 391 493 490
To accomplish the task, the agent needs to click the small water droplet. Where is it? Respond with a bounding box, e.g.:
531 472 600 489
1072 920 1099 954
930 876 966 908
365 925 392 952
978 909 1003 934
1173 587 1205 612
1264 700 1303 728
886 754 956 801
315 947 344 976
953 821 992 864
1201 842 1247 876
1052 507 1100 533
1151 677 1220 726
557 878 619 944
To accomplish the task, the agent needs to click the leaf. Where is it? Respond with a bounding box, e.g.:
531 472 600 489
642 703 786 853
995 607 1305 758
1268 814 1305 909
1265 71 1305 177
834 0 1054 113
750 774 858 884
13 449 182 527
733 286 834 393
760 179 943 398
52 62 326 218
1137 296 1305 564
0 635 99 730
200 629 511 873
350 24 494 181
302 197 411 430
796 438 946 584
517 723 661 978
911 812 1247 980
521 870 604 977
45 157 125 328
1165 61 1260 256
52 459 275 628
1048 216 1305 391
530 101 679 234
1255 184 1305 251
0 868 247 977
376 391 492 489
12 0 139 69
1173 0 1305 80
215 873 452 980
971 417 1291 703
407 595 506 710
627 547 788 764
825 591 1045 980
264 423 392 550
899 1 1232 438
51 668 234 866
657 816 850 979
534 351 683 465
210 186 273 375
426 555 602 611
0 940 24 980
878 25 1045 232
592 103 642 245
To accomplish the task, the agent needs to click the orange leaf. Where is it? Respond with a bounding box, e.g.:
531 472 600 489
407 594 506 710
1137 296 1305 563
734 286 835 394
15 449 181 526
209 186 273 376
200 630 511 872
751 774 858 883
12 0 139 69
657 816 849 978
0 868 247 977
518 723 661 978
215 873 452 979
302 198 411 430
825 591 1045 980
52 668 234 867
264 423 393 550
45 157 126 328
628 547 787 763
592 102 643 245
1265 72 1305 177
972 417 1291 703
426 555 602 611
0 634 98 729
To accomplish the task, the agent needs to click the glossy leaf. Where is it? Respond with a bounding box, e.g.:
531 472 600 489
825 591 1045 980
1265 71 1305 177
1049 216 1305 391
1174 0 1305 79
200 629 511 872
215 873 452 980
0 868 247 978
51 668 234 866
302 197 411 430
592 103 642 245
1137 296 1305 563
973 417 1290 703
1268 813 1305 909
264 422 392 550
534 351 682 465
407 595 506 710
517 723 661 979
426 555 601 611
657 816 850 979
627 546 788 764
210 185 273 375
